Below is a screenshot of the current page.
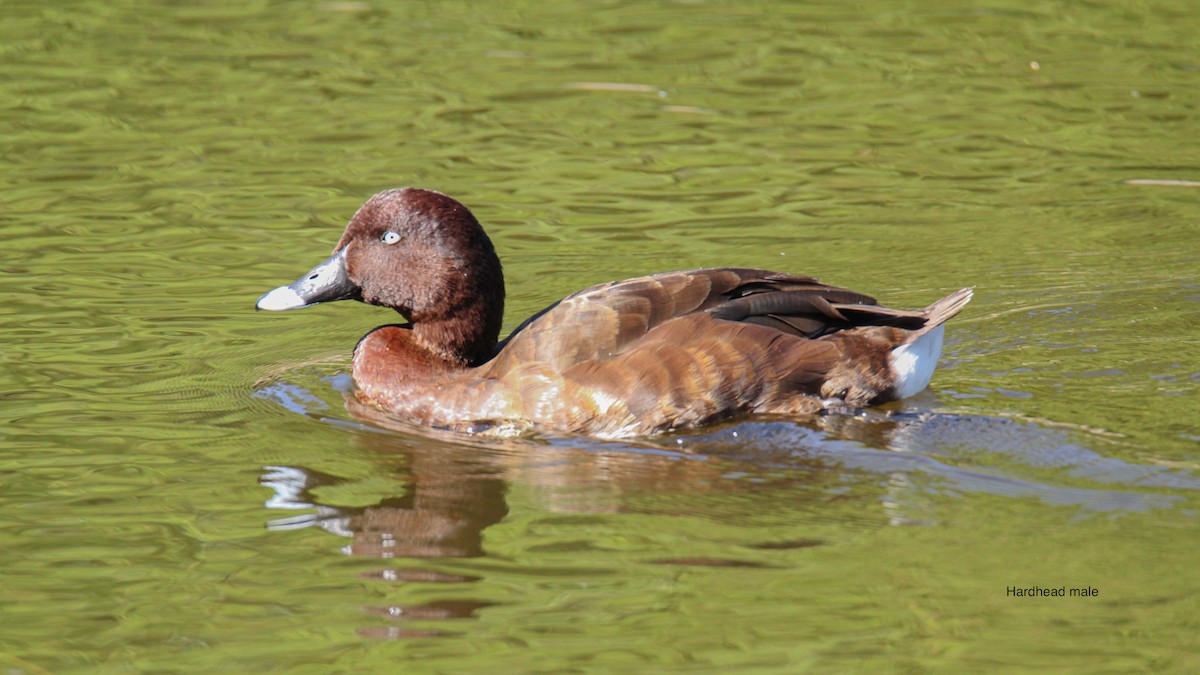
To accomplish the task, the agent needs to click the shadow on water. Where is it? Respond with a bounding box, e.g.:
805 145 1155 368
254 374 1198 638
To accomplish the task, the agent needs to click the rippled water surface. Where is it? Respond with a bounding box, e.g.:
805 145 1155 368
3 1 1199 672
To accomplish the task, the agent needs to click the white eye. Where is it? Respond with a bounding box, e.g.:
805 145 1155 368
381 231 401 245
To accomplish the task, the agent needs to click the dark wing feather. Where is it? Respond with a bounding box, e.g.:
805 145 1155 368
709 276 929 338
741 314 830 336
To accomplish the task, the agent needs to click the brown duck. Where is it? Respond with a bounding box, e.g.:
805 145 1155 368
257 188 972 437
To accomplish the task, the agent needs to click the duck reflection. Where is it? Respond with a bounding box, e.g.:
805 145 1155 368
261 441 509 560
258 382 1193 638
263 392 1190 550
260 424 511 638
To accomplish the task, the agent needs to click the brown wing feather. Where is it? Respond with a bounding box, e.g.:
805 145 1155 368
489 268 741 372
486 267 928 376
464 269 969 434
561 313 841 432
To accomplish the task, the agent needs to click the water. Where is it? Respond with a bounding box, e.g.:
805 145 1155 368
3 0 1199 672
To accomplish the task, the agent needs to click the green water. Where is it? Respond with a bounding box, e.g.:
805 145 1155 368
3 0 1199 672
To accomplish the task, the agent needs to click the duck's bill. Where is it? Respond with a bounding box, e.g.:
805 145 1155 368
256 248 360 311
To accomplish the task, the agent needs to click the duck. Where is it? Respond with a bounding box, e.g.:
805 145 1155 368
257 188 972 438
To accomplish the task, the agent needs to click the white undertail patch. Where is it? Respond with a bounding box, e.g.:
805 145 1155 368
888 324 945 400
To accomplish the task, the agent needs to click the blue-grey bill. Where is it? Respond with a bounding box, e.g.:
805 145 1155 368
256 248 359 311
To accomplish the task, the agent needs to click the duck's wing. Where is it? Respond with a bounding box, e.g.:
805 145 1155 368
486 267 931 373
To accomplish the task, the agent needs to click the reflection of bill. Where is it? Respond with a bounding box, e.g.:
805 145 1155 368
260 453 509 560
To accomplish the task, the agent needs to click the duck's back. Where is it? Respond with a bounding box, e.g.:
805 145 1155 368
471 268 955 435
488 268 773 368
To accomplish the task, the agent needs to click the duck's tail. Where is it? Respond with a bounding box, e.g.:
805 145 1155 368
916 287 973 335
881 287 972 400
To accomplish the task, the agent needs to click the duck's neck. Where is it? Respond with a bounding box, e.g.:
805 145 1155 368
408 243 506 368
412 306 501 368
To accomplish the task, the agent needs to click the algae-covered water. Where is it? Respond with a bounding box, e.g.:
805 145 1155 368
2 1 1199 672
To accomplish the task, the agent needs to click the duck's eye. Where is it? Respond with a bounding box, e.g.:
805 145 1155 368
381 231 402 245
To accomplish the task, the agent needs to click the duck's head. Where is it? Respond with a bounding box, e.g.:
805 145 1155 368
257 188 505 362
